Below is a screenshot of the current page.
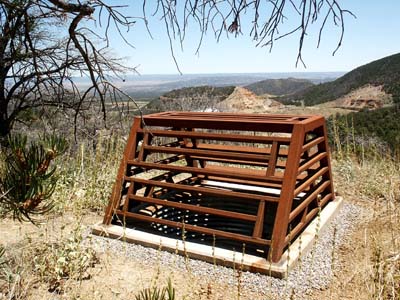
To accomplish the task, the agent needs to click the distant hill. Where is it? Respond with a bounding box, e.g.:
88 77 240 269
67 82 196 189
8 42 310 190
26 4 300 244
281 53 400 106
143 85 284 113
144 85 235 112
217 87 283 112
245 78 314 96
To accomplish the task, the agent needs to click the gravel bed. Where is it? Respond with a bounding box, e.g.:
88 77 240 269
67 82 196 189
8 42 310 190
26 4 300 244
86 201 363 298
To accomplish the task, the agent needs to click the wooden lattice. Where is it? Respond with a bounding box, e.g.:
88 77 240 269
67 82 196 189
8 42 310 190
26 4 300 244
103 111 335 262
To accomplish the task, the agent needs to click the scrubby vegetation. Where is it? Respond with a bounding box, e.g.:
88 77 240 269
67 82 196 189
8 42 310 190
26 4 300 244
0 134 67 222
281 52 400 105
144 85 235 112
327 105 400 155
245 78 314 96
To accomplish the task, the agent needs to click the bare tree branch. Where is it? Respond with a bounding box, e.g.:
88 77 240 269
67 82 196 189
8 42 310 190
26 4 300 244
0 0 137 140
147 0 354 69
0 0 353 141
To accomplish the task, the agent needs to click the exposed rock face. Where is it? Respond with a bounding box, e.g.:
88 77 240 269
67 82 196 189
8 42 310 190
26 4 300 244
347 98 383 110
322 84 393 111
217 87 283 112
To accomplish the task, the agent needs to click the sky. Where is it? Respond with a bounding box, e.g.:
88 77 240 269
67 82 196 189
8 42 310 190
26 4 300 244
91 1 400 75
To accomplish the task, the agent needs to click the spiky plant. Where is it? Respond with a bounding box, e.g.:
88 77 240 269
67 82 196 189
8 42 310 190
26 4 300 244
135 279 176 300
0 245 5 267
0 134 67 222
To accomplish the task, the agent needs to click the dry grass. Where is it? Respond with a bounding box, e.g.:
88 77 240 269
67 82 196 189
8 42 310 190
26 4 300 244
1 127 400 299
51 132 124 215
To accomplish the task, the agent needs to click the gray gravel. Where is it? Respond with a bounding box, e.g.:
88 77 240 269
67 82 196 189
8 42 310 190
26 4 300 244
86 201 363 298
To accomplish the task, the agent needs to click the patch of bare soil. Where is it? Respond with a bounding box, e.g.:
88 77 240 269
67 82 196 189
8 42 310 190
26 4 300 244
217 87 283 112
268 104 354 118
321 84 393 111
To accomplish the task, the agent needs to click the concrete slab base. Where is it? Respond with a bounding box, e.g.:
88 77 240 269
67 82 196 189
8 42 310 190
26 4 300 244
92 196 344 278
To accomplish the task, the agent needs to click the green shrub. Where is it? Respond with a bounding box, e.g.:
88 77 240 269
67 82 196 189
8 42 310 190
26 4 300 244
0 134 67 222
32 226 98 293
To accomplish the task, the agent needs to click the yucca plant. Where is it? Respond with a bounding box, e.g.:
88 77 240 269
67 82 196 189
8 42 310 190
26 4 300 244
135 278 176 300
0 134 67 223
0 245 5 268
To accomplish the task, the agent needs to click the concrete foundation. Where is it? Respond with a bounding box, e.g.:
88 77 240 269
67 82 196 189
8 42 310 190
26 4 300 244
92 196 343 278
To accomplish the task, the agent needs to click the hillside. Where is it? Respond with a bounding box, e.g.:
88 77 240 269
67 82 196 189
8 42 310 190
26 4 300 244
144 85 235 112
144 85 285 113
217 87 283 112
320 84 393 111
328 105 400 153
245 78 314 96
281 52 400 106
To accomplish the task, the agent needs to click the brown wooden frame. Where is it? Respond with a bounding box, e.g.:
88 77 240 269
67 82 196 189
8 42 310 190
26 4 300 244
103 111 335 262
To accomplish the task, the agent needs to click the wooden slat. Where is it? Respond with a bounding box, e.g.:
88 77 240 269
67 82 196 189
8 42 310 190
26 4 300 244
126 177 280 203
131 154 185 175
294 167 329 197
138 128 291 144
198 175 283 189
266 141 279 176
289 180 331 222
293 167 329 197
145 111 311 121
297 152 327 174
142 111 314 133
285 193 332 245
185 142 289 156
191 155 270 167
143 145 271 163
270 123 305 262
189 156 287 168
138 132 150 161
128 194 257 222
204 165 284 182
134 174 198 193
116 210 271 246
302 137 325 153
128 161 284 183
252 201 266 238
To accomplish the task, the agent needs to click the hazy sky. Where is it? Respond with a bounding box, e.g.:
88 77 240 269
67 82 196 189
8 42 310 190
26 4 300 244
96 1 400 75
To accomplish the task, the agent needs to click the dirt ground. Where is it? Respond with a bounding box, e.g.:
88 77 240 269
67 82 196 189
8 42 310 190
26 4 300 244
1 196 393 300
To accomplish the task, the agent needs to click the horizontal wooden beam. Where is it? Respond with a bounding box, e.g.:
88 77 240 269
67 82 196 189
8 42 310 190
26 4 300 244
293 167 329 197
289 180 331 222
128 194 258 222
285 193 333 245
116 210 271 246
126 177 280 203
138 128 291 144
143 145 271 163
128 161 284 183
302 137 325 153
298 152 327 174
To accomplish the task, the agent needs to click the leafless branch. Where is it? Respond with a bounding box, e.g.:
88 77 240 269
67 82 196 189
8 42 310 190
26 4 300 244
0 0 138 140
143 0 354 69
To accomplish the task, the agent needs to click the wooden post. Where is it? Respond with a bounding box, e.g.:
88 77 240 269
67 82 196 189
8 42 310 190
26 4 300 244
270 124 305 262
103 117 142 224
